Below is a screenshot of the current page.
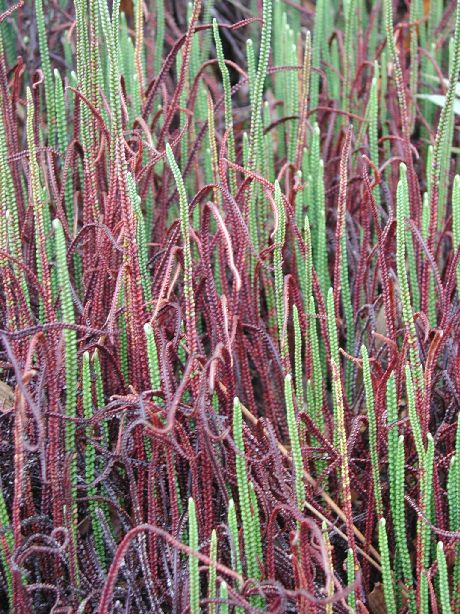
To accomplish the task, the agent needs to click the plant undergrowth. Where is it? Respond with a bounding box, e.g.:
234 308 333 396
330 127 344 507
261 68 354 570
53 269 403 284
1 0 460 612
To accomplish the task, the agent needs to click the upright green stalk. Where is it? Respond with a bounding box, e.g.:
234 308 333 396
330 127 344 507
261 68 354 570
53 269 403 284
405 365 424 465
316 160 329 298
249 482 263 562
247 0 272 256
284 374 305 510
227 498 243 583
361 345 382 516
408 0 421 131
308 296 324 440
188 497 200 614
233 397 261 581
383 0 411 143
427 0 460 239
53 218 78 583
134 0 145 98
213 19 236 194
367 62 380 206
378 518 397 614
392 435 416 613
346 548 356 611
35 0 55 144
302 215 312 311
92 350 109 448
28 88 51 323
219 581 229 614
0 81 29 313
448 409 460 603
144 323 161 396
453 175 460 296
292 305 304 405
97 0 123 142
310 0 325 116
274 181 286 358
342 0 356 116
82 352 106 568
436 542 452 614
331 360 354 554
208 529 217 614
54 69 74 232
327 289 340 401
396 165 424 394
54 218 77 453
418 433 434 613
166 144 196 356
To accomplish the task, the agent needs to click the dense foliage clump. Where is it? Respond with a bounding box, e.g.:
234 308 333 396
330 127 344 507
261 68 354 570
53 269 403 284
1 0 460 612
